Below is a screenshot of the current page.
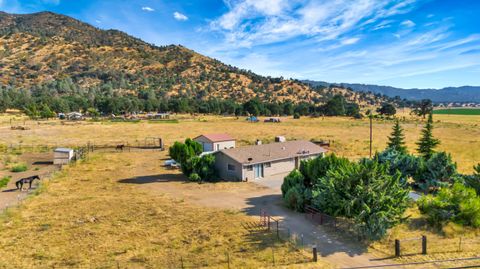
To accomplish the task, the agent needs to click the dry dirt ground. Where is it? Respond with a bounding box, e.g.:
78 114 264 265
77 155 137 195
0 152 57 211
128 152 400 268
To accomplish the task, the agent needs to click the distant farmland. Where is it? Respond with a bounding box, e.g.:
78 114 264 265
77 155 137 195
433 108 480 115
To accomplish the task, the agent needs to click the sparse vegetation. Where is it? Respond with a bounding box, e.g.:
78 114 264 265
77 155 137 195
0 176 10 188
10 163 27 172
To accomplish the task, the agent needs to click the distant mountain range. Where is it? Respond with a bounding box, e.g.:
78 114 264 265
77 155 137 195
303 80 480 103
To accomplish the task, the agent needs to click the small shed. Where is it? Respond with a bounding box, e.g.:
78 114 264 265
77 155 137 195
54 148 74 165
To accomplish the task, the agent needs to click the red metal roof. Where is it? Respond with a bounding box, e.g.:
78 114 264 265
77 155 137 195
195 134 235 143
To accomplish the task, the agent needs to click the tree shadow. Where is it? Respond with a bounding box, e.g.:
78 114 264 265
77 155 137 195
32 161 54 165
118 173 188 184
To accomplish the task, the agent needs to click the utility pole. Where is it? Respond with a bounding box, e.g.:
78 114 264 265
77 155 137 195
369 114 373 159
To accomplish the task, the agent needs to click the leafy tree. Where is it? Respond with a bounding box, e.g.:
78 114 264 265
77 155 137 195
312 159 409 239
39 104 56 119
168 138 203 177
375 148 419 185
24 104 40 119
285 186 305 212
419 183 480 228
377 103 396 116
190 154 217 182
299 154 350 187
387 120 407 154
281 170 304 198
412 99 433 118
322 94 346 116
416 113 439 159
464 164 480 195
87 107 100 119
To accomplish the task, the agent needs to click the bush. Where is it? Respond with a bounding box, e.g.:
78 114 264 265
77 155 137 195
312 160 410 240
189 173 201 182
285 186 304 212
464 164 480 195
416 152 457 192
293 113 300 119
281 169 304 198
418 183 480 228
0 176 11 188
10 163 28 172
300 153 350 187
190 154 217 182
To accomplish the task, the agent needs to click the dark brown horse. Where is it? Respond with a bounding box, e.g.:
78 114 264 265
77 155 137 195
16 175 40 191
116 144 125 151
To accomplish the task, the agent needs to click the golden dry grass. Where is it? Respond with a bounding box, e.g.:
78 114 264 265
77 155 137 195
0 112 478 173
0 152 322 268
370 206 480 264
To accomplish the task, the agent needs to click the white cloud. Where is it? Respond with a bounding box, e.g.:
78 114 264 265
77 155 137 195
211 0 420 48
141 6 155 12
341 37 360 45
401 20 416 27
173 11 188 21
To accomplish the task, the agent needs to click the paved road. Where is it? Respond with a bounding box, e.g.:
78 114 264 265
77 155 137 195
249 176 403 269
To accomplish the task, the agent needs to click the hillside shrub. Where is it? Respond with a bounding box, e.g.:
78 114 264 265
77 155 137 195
10 163 28 172
0 176 11 188
418 183 480 228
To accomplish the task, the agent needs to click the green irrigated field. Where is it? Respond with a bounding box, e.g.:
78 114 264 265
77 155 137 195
433 108 480 115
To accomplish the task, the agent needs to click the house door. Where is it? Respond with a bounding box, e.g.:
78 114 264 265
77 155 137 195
254 164 264 179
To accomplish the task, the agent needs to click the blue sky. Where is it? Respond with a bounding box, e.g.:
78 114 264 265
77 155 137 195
1 0 480 89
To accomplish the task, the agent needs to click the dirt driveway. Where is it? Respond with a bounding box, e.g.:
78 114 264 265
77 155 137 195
121 164 410 268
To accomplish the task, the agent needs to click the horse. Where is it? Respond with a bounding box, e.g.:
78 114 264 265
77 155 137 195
116 144 125 151
16 175 40 191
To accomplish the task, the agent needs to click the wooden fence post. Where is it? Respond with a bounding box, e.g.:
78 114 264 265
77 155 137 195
267 216 271 231
312 246 318 262
276 221 279 239
272 248 275 266
226 252 230 269
395 239 401 257
422 235 427 255
458 237 462 252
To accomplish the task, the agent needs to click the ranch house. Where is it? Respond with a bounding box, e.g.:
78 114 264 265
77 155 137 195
214 140 327 181
194 134 236 152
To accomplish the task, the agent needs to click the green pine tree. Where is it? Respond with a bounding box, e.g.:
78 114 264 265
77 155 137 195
416 113 440 159
387 120 407 154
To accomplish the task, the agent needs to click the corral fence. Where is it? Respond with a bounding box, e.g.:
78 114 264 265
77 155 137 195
388 235 480 257
304 205 361 240
85 138 165 153
258 209 320 263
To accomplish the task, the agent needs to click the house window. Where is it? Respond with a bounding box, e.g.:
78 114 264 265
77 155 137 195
227 164 236 171
246 165 253 171
264 162 271 168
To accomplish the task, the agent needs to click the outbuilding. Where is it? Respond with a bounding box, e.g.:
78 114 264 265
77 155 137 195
214 140 327 181
54 148 74 165
194 134 236 152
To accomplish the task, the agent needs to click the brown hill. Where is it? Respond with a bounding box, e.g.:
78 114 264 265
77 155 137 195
0 11 391 106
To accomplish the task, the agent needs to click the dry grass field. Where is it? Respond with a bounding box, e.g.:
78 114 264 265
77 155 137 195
0 151 324 268
0 112 478 173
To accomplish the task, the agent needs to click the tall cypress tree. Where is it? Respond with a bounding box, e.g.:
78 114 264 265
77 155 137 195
416 113 440 159
387 120 407 154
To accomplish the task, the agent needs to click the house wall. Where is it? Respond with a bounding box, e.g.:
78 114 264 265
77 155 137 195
194 137 213 152
194 137 235 152
242 153 322 181
214 152 243 181
212 141 236 151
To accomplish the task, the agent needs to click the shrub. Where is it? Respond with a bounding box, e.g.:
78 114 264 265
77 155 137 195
281 169 304 198
464 164 480 195
284 186 304 212
416 152 457 193
0 176 11 188
189 173 201 182
293 113 300 119
10 163 28 172
190 154 216 182
418 183 480 228
300 153 350 187
312 160 410 240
